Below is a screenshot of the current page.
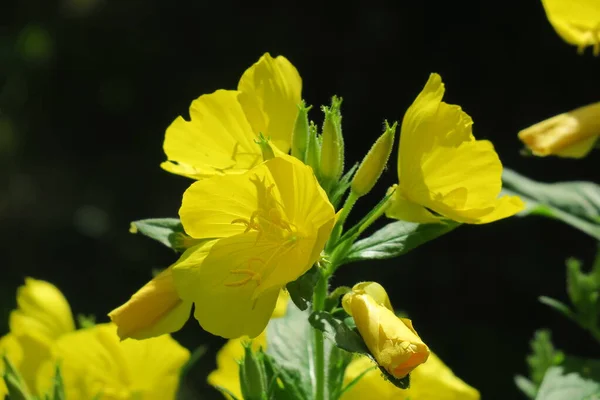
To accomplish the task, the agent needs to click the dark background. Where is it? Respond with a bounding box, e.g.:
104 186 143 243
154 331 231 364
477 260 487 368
1 1 599 399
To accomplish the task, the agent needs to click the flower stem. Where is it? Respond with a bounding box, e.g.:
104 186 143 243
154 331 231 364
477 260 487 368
312 271 328 400
327 191 359 250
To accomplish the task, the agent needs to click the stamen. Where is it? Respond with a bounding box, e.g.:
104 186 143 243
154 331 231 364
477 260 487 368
224 268 262 287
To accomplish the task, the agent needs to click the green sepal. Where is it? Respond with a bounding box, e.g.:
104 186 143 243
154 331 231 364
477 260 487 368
286 265 321 311
308 311 410 390
239 343 268 400
319 96 345 192
2 354 32 400
291 101 312 162
501 169 600 240
329 164 358 210
49 362 66 400
129 218 201 252
305 121 322 180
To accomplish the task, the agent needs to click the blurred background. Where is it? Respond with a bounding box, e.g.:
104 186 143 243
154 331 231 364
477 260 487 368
1 0 599 398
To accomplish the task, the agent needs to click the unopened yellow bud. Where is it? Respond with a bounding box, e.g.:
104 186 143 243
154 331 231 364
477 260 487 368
320 96 344 186
343 283 429 379
518 102 600 158
351 121 397 197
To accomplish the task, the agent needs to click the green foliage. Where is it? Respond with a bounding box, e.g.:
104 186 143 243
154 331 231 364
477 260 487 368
286 265 321 311
265 302 353 400
501 169 600 240
340 220 459 265
329 164 358 209
129 218 199 252
176 346 207 400
540 251 600 342
535 358 600 400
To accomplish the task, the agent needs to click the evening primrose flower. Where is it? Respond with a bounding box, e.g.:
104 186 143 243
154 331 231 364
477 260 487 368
0 278 75 396
342 353 480 400
37 323 189 400
518 102 600 158
173 155 335 338
342 282 430 379
386 73 524 224
541 0 600 55
162 53 302 179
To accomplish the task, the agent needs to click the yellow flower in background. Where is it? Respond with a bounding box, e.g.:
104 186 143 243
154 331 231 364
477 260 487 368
38 323 189 400
541 0 600 55
109 267 193 340
519 101 600 158
162 53 302 179
386 73 524 224
342 353 480 400
342 283 430 379
0 278 75 396
174 155 335 338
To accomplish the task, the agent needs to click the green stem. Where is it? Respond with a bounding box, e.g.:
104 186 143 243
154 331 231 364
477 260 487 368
327 191 359 250
312 272 328 400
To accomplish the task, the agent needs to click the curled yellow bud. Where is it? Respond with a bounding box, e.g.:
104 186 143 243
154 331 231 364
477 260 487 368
343 283 430 379
109 267 192 340
518 102 600 158
351 122 397 197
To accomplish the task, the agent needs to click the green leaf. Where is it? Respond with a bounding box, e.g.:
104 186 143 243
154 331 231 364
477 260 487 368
501 169 600 240
330 163 358 209
526 330 565 386
50 363 66 400
266 301 352 400
536 358 600 400
539 296 578 323
341 220 459 265
129 218 200 252
286 266 321 311
515 375 538 399
308 311 410 390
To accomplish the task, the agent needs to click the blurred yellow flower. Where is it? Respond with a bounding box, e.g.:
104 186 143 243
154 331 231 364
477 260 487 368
109 267 193 340
342 283 429 379
38 323 189 400
174 155 335 338
342 353 480 400
519 102 600 158
541 0 600 55
162 52 302 179
386 73 524 224
0 278 75 395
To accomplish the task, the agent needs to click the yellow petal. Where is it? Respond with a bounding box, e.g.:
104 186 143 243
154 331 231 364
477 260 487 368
207 332 267 399
108 267 192 340
342 353 480 400
10 278 75 344
272 290 290 318
541 0 600 55
518 102 600 158
237 53 302 153
172 234 284 339
394 73 524 225
43 323 189 399
162 89 262 179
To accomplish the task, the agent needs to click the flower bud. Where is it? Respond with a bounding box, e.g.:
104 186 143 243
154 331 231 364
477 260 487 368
108 267 192 340
351 121 397 197
305 121 321 175
343 283 430 379
239 342 268 400
255 132 275 161
518 102 600 158
320 96 344 186
291 101 312 162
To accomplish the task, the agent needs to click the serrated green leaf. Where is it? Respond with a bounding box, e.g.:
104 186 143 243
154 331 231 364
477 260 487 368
536 359 600 400
341 220 459 265
501 169 600 240
129 218 200 252
286 266 321 311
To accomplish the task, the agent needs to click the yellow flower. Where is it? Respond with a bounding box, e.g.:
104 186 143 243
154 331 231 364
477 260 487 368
38 323 189 400
386 73 524 224
342 283 430 379
173 155 335 338
0 278 75 395
541 0 600 55
342 353 480 400
108 267 193 340
518 102 600 158
162 53 302 179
